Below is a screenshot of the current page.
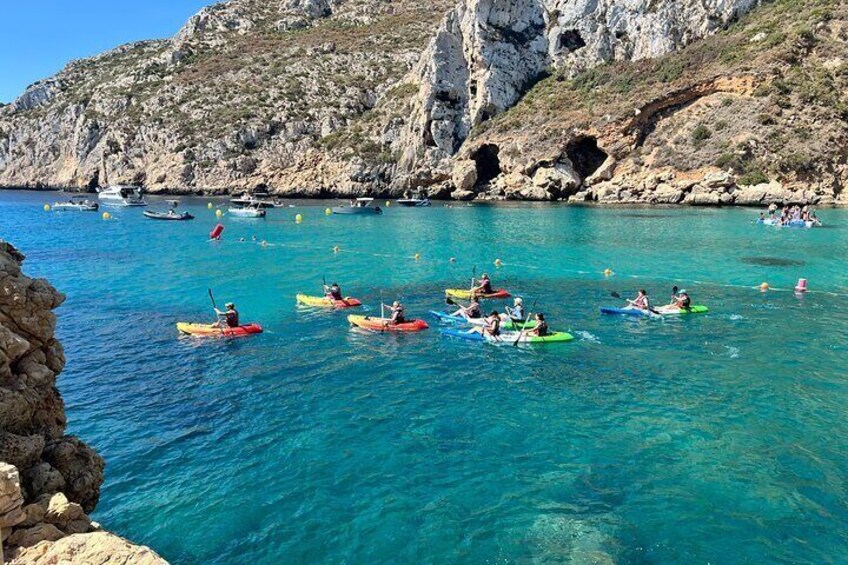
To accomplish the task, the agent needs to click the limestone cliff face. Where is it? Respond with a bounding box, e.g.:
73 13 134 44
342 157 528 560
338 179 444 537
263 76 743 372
395 0 761 185
0 242 165 562
1 0 845 204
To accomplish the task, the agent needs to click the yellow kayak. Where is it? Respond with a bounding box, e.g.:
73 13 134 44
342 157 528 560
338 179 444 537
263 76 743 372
176 322 263 337
296 294 362 309
445 289 511 300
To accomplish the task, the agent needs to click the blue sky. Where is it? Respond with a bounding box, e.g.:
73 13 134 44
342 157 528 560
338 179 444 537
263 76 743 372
0 1 214 103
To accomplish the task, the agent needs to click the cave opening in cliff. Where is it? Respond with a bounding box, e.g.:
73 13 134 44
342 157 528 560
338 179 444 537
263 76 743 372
559 30 586 52
565 137 607 179
472 144 501 187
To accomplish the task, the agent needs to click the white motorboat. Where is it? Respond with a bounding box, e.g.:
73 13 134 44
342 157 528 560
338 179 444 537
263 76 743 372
52 196 99 212
97 185 147 207
396 198 431 207
231 192 280 208
332 198 383 215
228 205 266 218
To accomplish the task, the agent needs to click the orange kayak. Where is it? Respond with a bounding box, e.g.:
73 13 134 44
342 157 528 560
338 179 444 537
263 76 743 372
176 323 263 337
347 315 429 332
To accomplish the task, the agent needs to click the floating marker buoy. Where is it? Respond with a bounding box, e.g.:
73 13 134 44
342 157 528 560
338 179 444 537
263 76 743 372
209 223 224 240
386 201 392 207
215 209 223 218
414 253 421 260
604 268 613 277
208 202 213 209
325 208 332 216
794 278 808 293
101 212 111 220
760 282 770 292
43 204 51 212
333 246 340 253
494 258 503 267
295 213 303 223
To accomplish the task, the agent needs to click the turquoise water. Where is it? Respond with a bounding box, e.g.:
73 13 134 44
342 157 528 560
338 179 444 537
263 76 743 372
2 190 848 563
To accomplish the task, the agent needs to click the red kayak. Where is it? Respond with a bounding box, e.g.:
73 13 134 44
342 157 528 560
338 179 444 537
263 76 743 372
176 323 263 337
347 315 429 332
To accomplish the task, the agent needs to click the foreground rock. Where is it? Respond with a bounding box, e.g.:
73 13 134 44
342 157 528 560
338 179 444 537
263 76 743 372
0 241 164 562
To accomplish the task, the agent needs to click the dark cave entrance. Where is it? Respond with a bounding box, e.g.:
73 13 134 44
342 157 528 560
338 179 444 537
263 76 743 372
565 137 607 179
559 30 586 52
472 144 501 187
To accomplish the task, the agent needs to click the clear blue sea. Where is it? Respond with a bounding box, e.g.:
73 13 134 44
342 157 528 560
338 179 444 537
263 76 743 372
2 190 847 563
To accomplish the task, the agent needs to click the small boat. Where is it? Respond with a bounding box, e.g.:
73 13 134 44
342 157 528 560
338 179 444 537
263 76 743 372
231 192 279 208
52 196 99 212
444 289 511 300
347 315 428 332
228 205 266 218
396 192 431 207
97 185 147 207
143 210 194 221
296 294 363 309
332 198 383 215
176 322 263 338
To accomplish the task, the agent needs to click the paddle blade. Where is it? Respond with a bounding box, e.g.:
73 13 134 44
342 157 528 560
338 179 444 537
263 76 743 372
610 291 621 299
445 297 457 306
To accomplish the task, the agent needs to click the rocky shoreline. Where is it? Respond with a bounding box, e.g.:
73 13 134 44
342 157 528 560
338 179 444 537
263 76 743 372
0 241 166 564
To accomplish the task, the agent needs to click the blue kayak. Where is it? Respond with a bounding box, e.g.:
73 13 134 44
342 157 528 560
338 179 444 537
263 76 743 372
430 311 478 324
440 328 484 341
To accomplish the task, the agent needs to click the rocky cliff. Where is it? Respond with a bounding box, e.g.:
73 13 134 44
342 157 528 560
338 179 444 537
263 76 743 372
0 0 846 205
0 242 165 563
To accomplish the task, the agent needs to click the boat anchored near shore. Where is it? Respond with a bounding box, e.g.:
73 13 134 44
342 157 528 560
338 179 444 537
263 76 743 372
97 185 147 207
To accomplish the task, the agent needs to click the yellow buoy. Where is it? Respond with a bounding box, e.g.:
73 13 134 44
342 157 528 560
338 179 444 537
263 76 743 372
333 246 340 253
386 201 392 207
295 214 303 223
325 208 332 216
215 209 223 218
101 212 111 220
604 268 613 277
494 258 503 267
414 253 421 260
207 202 213 209
760 282 770 292
43 204 51 212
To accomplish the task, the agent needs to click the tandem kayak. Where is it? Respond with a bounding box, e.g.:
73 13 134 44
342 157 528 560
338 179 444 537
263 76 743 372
347 315 428 332
444 289 511 300
429 311 536 329
441 328 574 344
176 322 263 337
296 294 363 309
600 305 709 317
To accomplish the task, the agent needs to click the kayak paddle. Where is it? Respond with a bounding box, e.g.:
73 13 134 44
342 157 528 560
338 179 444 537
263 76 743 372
208 288 224 335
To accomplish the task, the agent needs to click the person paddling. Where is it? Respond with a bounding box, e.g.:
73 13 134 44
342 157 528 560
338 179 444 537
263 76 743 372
388 301 405 325
325 282 343 301
471 310 502 338
452 296 482 320
471 273 494 297
528 313 549 337
215 302 239 328
672 289 691 310
629 289 652 312
503 297 525 323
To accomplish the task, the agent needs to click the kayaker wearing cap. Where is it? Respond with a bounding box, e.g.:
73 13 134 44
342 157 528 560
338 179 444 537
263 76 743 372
528 313 549 337
452 296 482 319
630 290 651 312
471 273 494 297
503 297 524 322
389 301 405 325
215 303 239 328
325 282 343 301
672 289 691 310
